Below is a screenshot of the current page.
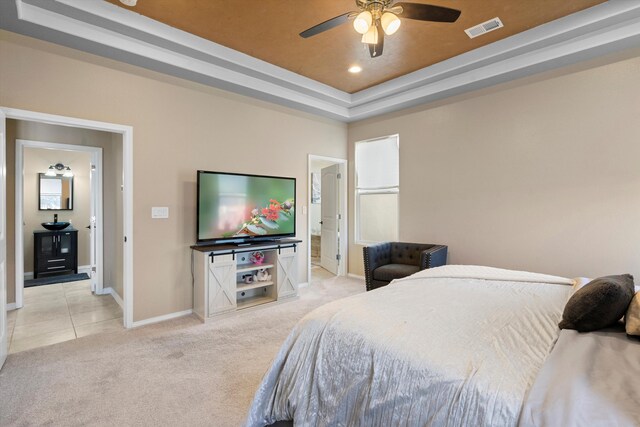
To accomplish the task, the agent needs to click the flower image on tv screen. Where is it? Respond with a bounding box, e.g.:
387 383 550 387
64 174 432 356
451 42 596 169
197 171 295 243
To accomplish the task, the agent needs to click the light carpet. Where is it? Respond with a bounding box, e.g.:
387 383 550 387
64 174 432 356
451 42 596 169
0 273 364 426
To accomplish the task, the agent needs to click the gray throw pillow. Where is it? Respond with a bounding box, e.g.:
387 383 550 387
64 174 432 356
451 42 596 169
559 274 635 332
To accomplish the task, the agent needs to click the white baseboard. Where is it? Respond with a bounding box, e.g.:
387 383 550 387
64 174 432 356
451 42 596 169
6 302 17 311
131 309 193 328
298 281 309 288
348 273 365 280
102 287 124 309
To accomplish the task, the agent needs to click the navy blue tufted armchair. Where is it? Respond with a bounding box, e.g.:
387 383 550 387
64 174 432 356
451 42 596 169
363 242 448 291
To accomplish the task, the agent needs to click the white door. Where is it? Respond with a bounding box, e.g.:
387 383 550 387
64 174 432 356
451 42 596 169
0 110 8 369
89 162 98 293
320 164 340 275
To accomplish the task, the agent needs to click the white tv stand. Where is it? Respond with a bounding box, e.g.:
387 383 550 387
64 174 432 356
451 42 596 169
191 239 301 321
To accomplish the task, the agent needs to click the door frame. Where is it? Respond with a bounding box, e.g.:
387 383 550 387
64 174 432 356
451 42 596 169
307 155 347 282
1 107 134 328
15 139 103 299
1 109 7 369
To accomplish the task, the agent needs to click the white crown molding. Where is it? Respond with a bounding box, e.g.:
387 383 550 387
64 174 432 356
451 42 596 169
2 0 640 122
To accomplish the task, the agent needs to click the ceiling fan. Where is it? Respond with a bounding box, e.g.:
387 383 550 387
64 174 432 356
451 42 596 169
299 0 461 58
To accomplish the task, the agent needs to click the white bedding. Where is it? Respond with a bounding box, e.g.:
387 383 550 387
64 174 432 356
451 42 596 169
520 328 640 426
246 266 574 426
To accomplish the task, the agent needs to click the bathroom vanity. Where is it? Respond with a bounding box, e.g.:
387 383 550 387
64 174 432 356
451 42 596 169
33 228 78 279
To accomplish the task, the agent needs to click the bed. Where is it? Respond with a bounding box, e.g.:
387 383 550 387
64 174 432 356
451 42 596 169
245 265 640 426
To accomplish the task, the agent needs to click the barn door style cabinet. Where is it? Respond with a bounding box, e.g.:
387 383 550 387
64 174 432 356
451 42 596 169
192 239 301 321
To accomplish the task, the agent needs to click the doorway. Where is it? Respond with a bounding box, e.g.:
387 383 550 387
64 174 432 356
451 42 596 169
15 139 103 297
307 155 347 284
0 108 134 345
5 126 123 353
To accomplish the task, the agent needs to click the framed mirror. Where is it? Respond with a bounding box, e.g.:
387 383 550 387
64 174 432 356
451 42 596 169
39 173 73 210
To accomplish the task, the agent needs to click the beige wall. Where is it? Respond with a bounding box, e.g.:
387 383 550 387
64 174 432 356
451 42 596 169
348 53 640 280
23 147 92 271
0 31 347 321
5 119 122 304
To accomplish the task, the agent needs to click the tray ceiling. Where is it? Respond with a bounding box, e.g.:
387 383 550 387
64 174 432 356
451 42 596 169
3 1 640 122
104 0 606 93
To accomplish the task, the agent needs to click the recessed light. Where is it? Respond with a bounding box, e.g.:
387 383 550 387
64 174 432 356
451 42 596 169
348 65 362 74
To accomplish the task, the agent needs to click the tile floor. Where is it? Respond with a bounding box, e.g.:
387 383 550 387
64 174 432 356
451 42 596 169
6 279 123 354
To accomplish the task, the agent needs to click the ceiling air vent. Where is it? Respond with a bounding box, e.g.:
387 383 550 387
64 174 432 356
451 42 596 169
465 17 504 39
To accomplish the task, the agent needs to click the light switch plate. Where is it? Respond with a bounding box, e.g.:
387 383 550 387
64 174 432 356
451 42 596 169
151 206 169 219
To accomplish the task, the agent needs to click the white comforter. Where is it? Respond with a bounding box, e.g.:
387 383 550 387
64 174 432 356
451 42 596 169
246 265 574 427
520 328 640 427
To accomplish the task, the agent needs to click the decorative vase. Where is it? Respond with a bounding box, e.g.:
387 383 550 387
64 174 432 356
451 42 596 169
250 251 265 265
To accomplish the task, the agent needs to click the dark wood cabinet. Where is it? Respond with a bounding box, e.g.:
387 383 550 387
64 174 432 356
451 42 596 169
34 229 78 279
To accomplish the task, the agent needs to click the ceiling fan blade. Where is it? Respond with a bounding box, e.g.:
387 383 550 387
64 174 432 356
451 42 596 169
299 12 354 38
394 2 461 23
368 21 384 58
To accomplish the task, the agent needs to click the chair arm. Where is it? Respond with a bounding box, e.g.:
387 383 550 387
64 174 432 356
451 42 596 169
363 242 391 291
419 245 448 270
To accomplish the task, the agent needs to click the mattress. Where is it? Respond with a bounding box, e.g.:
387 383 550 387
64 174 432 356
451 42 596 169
245 265 574 426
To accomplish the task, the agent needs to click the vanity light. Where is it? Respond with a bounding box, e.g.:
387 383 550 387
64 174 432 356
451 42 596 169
45 162 72 176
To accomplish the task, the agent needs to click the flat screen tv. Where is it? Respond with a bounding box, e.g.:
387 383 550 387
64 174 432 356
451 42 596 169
197 170 296 245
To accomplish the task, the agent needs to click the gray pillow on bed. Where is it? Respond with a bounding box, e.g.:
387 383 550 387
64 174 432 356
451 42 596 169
559 274 635 332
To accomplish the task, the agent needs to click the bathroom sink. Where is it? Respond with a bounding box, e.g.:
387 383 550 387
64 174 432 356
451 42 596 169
41 222 71 231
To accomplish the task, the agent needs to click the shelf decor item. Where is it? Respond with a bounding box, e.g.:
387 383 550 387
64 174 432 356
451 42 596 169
250 251 265 265
256 268 271 282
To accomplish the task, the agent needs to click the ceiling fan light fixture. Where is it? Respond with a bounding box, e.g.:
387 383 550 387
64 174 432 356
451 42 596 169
119 0 138 6
361 24 378 44
381 12 401 35
348 65 362 73
353 11 372 34
299 1 462 59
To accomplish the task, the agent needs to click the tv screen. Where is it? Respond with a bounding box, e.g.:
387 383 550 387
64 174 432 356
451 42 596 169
197 170 296 244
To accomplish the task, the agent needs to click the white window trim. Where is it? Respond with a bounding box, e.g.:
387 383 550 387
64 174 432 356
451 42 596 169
355 134 400 245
